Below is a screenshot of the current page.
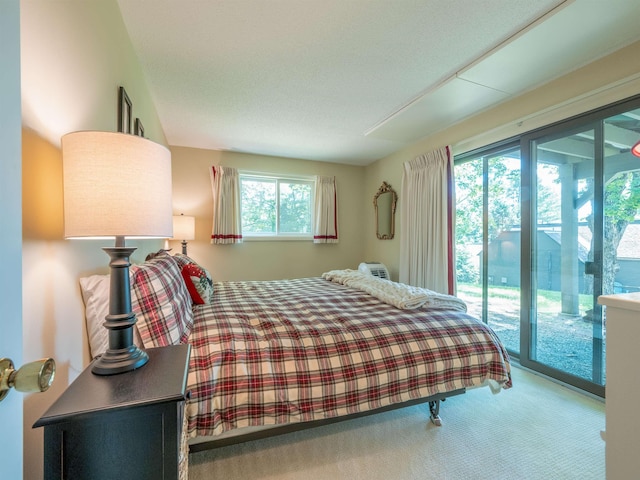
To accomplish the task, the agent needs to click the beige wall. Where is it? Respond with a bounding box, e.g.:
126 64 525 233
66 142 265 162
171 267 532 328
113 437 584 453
20 2 166 478
363 40 640 280
170 146 366 280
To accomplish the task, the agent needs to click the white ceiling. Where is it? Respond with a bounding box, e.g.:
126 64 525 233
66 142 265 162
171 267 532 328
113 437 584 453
117 0 640 166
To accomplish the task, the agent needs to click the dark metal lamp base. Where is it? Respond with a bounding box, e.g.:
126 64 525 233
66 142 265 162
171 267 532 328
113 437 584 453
92 345 149 375
92 237 149 376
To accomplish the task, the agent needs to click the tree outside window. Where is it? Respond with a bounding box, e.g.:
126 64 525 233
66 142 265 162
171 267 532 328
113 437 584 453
240 174 313 238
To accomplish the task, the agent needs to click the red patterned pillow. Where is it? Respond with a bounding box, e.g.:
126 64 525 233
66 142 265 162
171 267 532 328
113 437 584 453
181 263 214 305
131 254 194 348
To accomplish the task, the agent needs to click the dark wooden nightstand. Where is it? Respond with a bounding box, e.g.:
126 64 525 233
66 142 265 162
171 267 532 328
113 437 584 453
34 344 191 480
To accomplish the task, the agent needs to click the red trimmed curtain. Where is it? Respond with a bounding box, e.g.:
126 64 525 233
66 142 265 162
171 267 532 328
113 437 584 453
313 175 338 244
210 166 243 244
399 146 456 295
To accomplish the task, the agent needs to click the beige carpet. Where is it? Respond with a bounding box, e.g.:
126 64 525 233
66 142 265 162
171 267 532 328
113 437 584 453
189 366 605 480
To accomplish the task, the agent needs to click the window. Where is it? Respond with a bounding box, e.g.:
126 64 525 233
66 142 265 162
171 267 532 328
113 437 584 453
240 173 314 239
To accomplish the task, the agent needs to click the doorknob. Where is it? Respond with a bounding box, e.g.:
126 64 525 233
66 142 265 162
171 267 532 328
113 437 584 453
0 357 55 403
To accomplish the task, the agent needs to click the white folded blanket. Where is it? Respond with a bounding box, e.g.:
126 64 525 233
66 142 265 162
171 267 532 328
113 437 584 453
322 269 467 312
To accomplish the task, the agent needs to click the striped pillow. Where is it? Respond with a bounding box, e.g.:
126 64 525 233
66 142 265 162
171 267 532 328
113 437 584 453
131 254 194 348
172 253 198 270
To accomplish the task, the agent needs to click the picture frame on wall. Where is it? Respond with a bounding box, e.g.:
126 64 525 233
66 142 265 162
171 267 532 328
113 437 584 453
118 86 132 134
134 118 145 137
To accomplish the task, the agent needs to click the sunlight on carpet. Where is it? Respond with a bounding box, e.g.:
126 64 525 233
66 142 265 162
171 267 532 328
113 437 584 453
189 367 605 480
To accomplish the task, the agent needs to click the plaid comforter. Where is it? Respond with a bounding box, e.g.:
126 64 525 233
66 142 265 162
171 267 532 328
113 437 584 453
186 277 511 438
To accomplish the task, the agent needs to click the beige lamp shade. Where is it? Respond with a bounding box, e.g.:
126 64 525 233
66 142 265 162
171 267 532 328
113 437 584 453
172 215 195 240
62 131 173 238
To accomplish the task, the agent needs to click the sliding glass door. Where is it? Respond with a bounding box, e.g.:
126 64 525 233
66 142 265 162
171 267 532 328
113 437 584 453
455 144 521 355
455 95 640 397
521 104 640 396
525 125 604 388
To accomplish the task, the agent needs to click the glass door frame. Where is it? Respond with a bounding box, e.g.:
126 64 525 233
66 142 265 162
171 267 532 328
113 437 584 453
455 93 640 398
519 94 640 398
520 120 605 397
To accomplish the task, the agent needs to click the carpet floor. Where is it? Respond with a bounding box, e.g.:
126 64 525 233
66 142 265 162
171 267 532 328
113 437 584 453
189 366 605 480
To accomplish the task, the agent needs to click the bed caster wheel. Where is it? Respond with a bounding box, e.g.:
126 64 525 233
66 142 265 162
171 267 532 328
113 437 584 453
428 399 442 426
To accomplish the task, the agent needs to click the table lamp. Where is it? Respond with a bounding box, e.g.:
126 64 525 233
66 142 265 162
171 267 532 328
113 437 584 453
62 131 172 375
172 214 195 255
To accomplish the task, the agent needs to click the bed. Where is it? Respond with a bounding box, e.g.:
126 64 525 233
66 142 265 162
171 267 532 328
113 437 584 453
80 253 512 453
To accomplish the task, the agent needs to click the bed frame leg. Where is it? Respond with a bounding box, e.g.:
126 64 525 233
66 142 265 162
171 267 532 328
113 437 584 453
429 399 443 426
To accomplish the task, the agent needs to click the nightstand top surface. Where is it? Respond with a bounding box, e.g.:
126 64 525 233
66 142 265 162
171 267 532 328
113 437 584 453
34 344 190 428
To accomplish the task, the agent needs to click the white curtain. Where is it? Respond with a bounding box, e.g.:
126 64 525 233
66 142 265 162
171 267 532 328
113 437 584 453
399 146 456 294
210 165 243 244
313 175 338 244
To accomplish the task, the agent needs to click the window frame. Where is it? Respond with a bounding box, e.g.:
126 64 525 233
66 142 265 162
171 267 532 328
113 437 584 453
239 171 315 241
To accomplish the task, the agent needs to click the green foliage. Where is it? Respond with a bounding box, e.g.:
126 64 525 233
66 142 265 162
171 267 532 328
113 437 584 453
241 177 312 235
605 171 640 225
279 182 311 233
241 178 276 233
488 157 521 240
536 163 562 224
457 282 593 312
455 160 483 244
455 247 479 283
455 155 524 246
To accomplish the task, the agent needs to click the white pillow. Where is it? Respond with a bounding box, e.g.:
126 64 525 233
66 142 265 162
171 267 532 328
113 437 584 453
79 274 143 359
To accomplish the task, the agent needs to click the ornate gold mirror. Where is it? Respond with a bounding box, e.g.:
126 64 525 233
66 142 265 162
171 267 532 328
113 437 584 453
373 181 397 240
